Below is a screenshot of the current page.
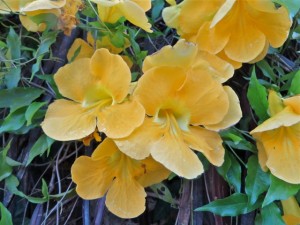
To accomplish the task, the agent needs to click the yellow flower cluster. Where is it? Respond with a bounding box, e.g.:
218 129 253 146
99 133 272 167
13 0 293 219
163 0 292 68
41 39 242 217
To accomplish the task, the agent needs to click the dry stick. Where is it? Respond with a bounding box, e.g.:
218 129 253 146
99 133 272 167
175 179 192 225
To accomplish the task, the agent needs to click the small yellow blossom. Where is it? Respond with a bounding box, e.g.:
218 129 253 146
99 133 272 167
114 40 242 179
71 138 170 218
251 90 300 184
91 0 152 32
42 48 145 141
163 0 292 68
281 197 300 225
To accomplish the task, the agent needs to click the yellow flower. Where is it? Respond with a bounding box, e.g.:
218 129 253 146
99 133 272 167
281 197 300 225
251 90 300 184
114 40 242 179
91 0 152 32
42 48 145 141
71 138 170 218
163 0 292 68
0 0 81 34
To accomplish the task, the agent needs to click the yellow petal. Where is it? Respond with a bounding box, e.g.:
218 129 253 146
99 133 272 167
131 0 151 11
97 100 145 139
67 38 94 62
162 4 181 32
90 49 131 103
193 51 234 83
97 4 123 23
71 156 113 199
114 117 160 160
134 66 186 116
251 106 300 133
177 69 229 126
246 0 281 13
283 95 300 115
91 137 119 160
0 0 32 13
247 5 291 48
21 0 66 11
138 157 170 187
282 197 300 217
195 22 230 55
118 1 152 32
54 58 95 102
248 39 269 64
210 0 236 28
282 214 300 225
176 0 223 38
205 86 242 131
91 0 118 7
255 138 269 171
217 50 243 69
184 126 225 166
257 125 300 184
142 39 197 73
41 99 97 141
106 178 146 218
268 89 284 116
150 130 204 179
224 18 266 62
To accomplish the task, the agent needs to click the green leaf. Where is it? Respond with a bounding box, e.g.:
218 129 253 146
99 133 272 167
5 27 21 88
245 155 270 205
41 179 49 200
150 183 176 205
151 0 165 21
195 193 248 216
0 107 27 133
263 175 300 207
288 70 300 95
0 87 44 111
227 151 241 192
257 60 276 82
272 0 300 17
261 203 285 225
0 141 12 182
25 102 46 126
247 68 269 122
110 30 125 48
5 175 49 204
0 203 13 225
26 134 54 166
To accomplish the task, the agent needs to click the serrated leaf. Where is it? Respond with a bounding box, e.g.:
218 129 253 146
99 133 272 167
25 102 46 126
288 70 300 95
263 175 300 207
247 68 269 122
261 203 285 225
245 155 270 205
0 87 43 111
0 203 13 225
26 134 54 166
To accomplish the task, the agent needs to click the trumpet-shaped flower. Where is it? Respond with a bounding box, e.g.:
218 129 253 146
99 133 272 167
163 0 292 68
71 138 170 218
42 48 145 141
114 40 242 179
251 90 300 184
91 0 152 32
0 0 81 34
281 197 300 225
